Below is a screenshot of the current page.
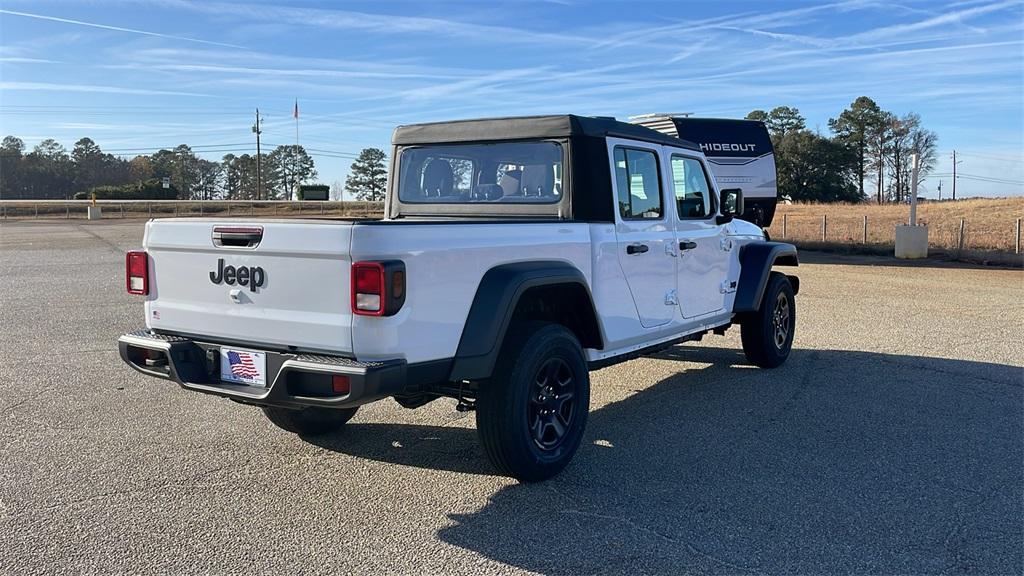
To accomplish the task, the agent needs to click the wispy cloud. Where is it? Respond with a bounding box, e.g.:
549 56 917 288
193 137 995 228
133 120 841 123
0 81 214 97
0 9 247 49
709 26 831 48
666 42 708 64
591 1 862 51
159 0 593 47
404 66 555 101
0 57 60 64
105 48 470 82
840 0 1019 43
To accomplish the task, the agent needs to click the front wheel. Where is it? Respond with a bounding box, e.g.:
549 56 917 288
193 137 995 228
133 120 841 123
740 272 796 368
262 405 358 436
476 323 590 482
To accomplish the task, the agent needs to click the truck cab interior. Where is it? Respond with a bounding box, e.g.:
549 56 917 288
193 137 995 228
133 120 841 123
399 141 562 204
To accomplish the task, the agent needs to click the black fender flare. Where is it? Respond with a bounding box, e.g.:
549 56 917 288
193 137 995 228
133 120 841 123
733 241 799 313
449 261 601 382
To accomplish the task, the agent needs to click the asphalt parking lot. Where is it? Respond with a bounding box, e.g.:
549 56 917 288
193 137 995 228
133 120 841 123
1 219 1021 575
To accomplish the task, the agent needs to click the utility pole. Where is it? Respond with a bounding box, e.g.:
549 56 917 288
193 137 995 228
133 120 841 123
909 153 919 226
951 150 963 201
253 108 263 200
937 180 942 202
876 144 884 204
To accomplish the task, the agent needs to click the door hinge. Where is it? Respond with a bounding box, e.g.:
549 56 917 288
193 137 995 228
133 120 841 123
665 289 679 306
720 280 737 294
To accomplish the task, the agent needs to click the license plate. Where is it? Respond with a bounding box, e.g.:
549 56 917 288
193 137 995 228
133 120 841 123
219 347 267 387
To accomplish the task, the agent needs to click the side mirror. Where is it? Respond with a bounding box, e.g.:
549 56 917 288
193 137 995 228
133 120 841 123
717 188 744 225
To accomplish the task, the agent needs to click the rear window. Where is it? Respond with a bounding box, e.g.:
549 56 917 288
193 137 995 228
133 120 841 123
398 141 563 204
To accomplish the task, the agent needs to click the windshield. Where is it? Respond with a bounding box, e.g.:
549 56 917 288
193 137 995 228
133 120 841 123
398 141 563 204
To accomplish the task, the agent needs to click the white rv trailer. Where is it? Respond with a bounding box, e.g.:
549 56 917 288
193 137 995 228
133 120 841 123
631 114 778 227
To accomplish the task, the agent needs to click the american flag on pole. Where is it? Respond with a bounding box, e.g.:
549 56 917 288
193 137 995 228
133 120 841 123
293 99 299 119
227 351 259 378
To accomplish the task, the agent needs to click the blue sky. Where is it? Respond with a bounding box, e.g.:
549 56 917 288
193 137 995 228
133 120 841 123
1 0 1021 198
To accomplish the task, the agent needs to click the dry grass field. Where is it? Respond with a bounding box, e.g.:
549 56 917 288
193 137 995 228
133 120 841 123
2 197 1021 262
768 197 1024 254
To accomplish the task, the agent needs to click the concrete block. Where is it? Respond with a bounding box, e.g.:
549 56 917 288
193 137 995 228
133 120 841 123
87 206 103 220
895 225 928 259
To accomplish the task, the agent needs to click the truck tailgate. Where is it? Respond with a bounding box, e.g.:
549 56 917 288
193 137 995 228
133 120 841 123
143 219 354 354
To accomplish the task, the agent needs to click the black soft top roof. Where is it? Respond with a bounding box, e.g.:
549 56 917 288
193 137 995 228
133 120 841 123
392 114 701 151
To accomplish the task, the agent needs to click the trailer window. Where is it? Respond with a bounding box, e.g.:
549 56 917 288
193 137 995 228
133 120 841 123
398 142 562 204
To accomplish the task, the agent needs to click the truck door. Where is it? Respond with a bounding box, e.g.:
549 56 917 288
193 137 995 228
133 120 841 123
668 152 730 319
609 140 677 328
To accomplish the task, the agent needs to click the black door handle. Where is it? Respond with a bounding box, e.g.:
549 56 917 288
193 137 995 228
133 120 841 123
679 241 698 251
626 243 649 255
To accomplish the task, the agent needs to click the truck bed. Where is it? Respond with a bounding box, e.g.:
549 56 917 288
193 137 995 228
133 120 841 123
142 218 594 362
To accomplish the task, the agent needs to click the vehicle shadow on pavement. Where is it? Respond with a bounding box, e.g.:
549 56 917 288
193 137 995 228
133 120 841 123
434 346 1023 575
307 422 498 476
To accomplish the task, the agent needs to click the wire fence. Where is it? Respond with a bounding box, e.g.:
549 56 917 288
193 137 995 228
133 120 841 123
768 212 1022 255
3 200 1021 257
0 200 385 221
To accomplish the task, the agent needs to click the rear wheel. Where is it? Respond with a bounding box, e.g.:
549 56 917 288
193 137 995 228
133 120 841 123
262 405 358 436
476 323 590 482
741 272 796 368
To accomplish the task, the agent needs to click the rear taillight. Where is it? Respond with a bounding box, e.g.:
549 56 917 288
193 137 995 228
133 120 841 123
126 251 148 295
351 261 405 316
352 262 383 314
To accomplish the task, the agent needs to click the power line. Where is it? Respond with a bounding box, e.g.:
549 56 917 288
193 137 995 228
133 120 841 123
101 143 255 152
261 143 360 159
944 150 1024 164
930 173 1024 186
92 142 362 161
955 175 1023 185
959 172 1022 182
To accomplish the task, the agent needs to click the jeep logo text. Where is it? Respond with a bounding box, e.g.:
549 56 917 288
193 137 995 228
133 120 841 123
210 258 265 292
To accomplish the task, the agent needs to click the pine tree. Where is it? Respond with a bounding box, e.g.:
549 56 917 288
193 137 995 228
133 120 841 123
748 107 805 139
268 145 316 200
829 97 887 201
345 148 388 201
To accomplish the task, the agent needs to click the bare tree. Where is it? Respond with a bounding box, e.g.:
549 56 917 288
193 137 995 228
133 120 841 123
885 113 937 202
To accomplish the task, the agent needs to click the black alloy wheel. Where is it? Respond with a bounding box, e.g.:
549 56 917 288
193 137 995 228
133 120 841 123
528 357 578 451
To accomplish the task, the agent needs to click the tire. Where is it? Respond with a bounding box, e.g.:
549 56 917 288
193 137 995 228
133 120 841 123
476 322 590 483
262 405 358 436
741 271 796 369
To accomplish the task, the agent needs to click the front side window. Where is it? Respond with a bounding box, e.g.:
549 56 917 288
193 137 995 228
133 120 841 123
614 147 663 220
398 141 562 204
671 156 714 219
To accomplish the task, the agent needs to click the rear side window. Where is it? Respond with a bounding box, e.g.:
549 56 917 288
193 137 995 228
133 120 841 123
613 147 662 220
671 156 714 219
398 141 563 204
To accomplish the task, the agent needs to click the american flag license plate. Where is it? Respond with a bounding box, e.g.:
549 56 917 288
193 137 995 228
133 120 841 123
219 348 267 386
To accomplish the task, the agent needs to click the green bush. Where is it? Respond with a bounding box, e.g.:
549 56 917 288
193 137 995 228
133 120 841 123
74 179 179 200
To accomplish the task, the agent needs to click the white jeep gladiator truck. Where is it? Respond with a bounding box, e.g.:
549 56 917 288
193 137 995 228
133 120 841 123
119 115 799 482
